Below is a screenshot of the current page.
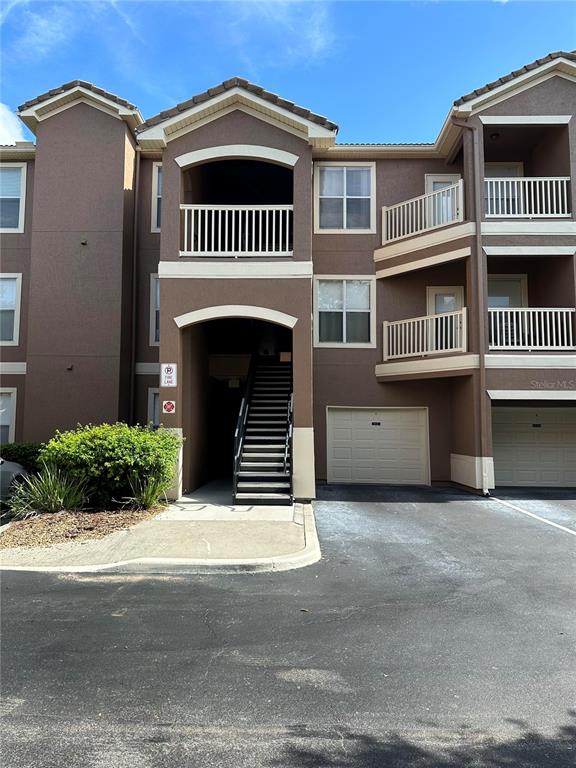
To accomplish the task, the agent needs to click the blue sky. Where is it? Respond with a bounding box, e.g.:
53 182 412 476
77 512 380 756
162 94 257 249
1 1 575 144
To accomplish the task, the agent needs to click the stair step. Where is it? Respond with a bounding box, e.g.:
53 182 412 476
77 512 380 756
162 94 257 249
240 461 287 467
238 471 289 478
235 493 292 503
241 454 286 459
247 420 287 426
243 442 285 448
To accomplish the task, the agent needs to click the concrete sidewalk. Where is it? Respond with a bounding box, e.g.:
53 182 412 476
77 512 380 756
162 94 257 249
0 484 320 573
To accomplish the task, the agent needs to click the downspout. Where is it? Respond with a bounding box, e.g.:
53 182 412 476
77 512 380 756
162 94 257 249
129 146 141 425
451 118 491 495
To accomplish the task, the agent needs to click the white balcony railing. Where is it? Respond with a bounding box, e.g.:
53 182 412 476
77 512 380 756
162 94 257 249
383 308 467 361
484 177 571 218
180 204 293 257
488 308 576 351
382 180 464 245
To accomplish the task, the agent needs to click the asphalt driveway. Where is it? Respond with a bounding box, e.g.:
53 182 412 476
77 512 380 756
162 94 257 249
1 486 575 767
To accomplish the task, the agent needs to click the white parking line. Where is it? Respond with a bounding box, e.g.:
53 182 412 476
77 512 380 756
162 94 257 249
491 496 576 538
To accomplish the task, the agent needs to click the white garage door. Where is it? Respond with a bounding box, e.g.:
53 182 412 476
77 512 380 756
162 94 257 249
493 407 576 487
327 407 429 485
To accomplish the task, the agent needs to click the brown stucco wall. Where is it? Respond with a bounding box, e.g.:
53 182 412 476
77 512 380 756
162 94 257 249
22 103 136 441
135 157 161 366
1 161 34 368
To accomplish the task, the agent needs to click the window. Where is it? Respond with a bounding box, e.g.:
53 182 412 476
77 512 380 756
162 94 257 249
314 277 376 347
147 388 160 427
0 274 22 345
0 389 16 444
488 275 527 308
315 163 375 233
151 162 162 232
0 163 26 233
149 274 160 346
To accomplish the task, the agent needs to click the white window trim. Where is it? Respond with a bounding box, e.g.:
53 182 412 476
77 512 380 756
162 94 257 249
314 161 376 235
151 161 162 233
487 274 528 307
0 273 22 346
149 273 159 347
0 387 17 443
314 275 377 348
0 162 27 234
147 387 160 426
426 285 464 315
424 173 461 195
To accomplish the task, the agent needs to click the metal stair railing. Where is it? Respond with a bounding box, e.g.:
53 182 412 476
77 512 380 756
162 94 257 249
283 392 294 499
233 359 255 502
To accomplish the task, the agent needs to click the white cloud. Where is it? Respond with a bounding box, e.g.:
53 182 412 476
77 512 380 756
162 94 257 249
12 4 76 59
0 103 25 145
210 1 335 73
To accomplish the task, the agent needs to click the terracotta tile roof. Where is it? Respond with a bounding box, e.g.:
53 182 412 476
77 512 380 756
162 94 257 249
136 77 338 133
18 80 138 112
454 50 576 106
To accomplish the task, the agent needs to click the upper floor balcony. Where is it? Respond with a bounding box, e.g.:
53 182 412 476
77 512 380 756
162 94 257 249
180 204 293 257
488 308 575 351
381 180 464 245
178 157 294 258
484 176 571 219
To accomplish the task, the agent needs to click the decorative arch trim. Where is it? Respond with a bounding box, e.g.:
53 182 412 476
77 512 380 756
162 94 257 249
174 144 299 169
174 305 298 329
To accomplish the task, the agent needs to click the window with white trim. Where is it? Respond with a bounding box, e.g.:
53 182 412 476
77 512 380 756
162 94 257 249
148 388 160 427
150 274 160 346
315 163 375 233
0 274 22 345
314 277 376 347
151 162 162 232
0 163 26 232
0 389 16 444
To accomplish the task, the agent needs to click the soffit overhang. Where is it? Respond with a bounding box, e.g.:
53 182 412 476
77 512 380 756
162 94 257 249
135 87 337 150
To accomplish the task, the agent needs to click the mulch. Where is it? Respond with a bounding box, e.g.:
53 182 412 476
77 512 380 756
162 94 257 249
0 508 160 550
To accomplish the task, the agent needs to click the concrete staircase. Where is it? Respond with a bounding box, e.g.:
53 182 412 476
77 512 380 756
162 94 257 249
234 360 293 505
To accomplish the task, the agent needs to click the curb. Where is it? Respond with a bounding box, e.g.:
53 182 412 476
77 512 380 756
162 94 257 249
0 505 321 575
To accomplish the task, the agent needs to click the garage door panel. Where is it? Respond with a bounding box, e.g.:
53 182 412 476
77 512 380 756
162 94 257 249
327 408 429 485
493 407 576 487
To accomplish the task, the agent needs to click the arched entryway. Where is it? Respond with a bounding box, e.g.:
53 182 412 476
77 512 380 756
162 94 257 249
174 306 297 500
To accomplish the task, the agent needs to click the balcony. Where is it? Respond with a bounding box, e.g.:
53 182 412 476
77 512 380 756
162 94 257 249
484 177 571 218
180 204 294 257
383 308 467 360
488 308 576 351
381 181 464 245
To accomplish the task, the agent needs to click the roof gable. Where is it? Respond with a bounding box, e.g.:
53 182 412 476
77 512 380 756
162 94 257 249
135 77 338 149
18 81 143 133
453 51 576 115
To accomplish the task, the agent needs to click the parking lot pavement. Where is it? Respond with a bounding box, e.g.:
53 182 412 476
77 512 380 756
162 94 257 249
1 485 575 767
492 487 576 533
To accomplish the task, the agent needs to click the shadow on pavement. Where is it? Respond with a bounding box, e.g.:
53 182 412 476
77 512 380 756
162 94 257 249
315 483 481 504
495 486 576 502
269 711 576 767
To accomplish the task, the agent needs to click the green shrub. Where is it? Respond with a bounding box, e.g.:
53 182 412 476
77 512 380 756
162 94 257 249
1 442 45 473
40 424 181 507
8 463 88 518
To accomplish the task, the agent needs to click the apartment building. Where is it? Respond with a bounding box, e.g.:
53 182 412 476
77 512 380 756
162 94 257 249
1 51 575 502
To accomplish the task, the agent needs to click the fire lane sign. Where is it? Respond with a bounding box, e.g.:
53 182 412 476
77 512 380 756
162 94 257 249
161 363 177 387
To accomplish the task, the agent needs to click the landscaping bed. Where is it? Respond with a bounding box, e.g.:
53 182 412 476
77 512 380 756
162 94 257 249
0 507 159 550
